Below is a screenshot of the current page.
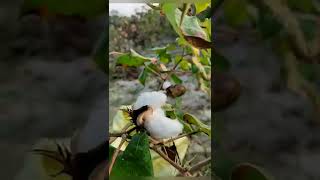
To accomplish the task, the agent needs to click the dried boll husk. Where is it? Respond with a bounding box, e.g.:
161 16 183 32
166 84 187 98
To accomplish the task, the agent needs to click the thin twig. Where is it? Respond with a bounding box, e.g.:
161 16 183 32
109 137 117 144
150 145 192 176
188 158 211 173
109 126 136 137
159 49 186 90
152 131 199 145
109 123 133 137
108 134 127 175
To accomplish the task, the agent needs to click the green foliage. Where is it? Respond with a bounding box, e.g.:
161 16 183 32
116 49 153 67
110 132 154 177
183 113 211 137
108 2 212 178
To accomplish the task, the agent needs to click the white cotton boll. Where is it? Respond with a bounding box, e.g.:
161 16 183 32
162 81 172 89
133 91 167 110
144 108 183 139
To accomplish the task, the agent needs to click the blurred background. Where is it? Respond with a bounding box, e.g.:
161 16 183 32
0 0 106 179
213 1 320 180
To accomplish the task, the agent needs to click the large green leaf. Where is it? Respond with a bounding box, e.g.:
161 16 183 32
110 132 154 177
183 113 211 137
93 30 107 74
176 8 209 40
116 49 153 67
20 0 106 18
162 3 183 37
162 3 210 44
110 108 190 177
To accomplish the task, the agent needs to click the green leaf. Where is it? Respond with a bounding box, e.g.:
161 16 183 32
231 163 273 180
159 51 171 64
195 2 211 14
20 0 106 18
117 49 152 67
223 0 249 27
176 9 209 40
138 68 149 86
162 3 182 37
110 132 154 177
183 113 211 137
162 3 210 43
93 30 107 74
170 74 183 84
191 63 199 73
179 60 191 71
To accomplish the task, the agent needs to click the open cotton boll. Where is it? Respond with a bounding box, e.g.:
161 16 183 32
133 91 167 110
144 108 183 139
162 81 172 89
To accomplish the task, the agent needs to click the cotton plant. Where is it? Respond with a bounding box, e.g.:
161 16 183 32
108 2 212 178
133 91 183 140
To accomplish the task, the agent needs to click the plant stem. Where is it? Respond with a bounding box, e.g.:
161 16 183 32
109 126 136 137
159 49 186 90
150 145 192 176
108 134 127 175
152 131 199 145
188 157 211 172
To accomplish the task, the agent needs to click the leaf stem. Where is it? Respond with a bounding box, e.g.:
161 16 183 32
188 157 211 172
159 49 186 90
150 145 192 176
108 134 127 175
152 131 199 145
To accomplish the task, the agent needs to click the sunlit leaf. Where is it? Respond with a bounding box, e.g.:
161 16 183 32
195 2 211 14
179 60 191 71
